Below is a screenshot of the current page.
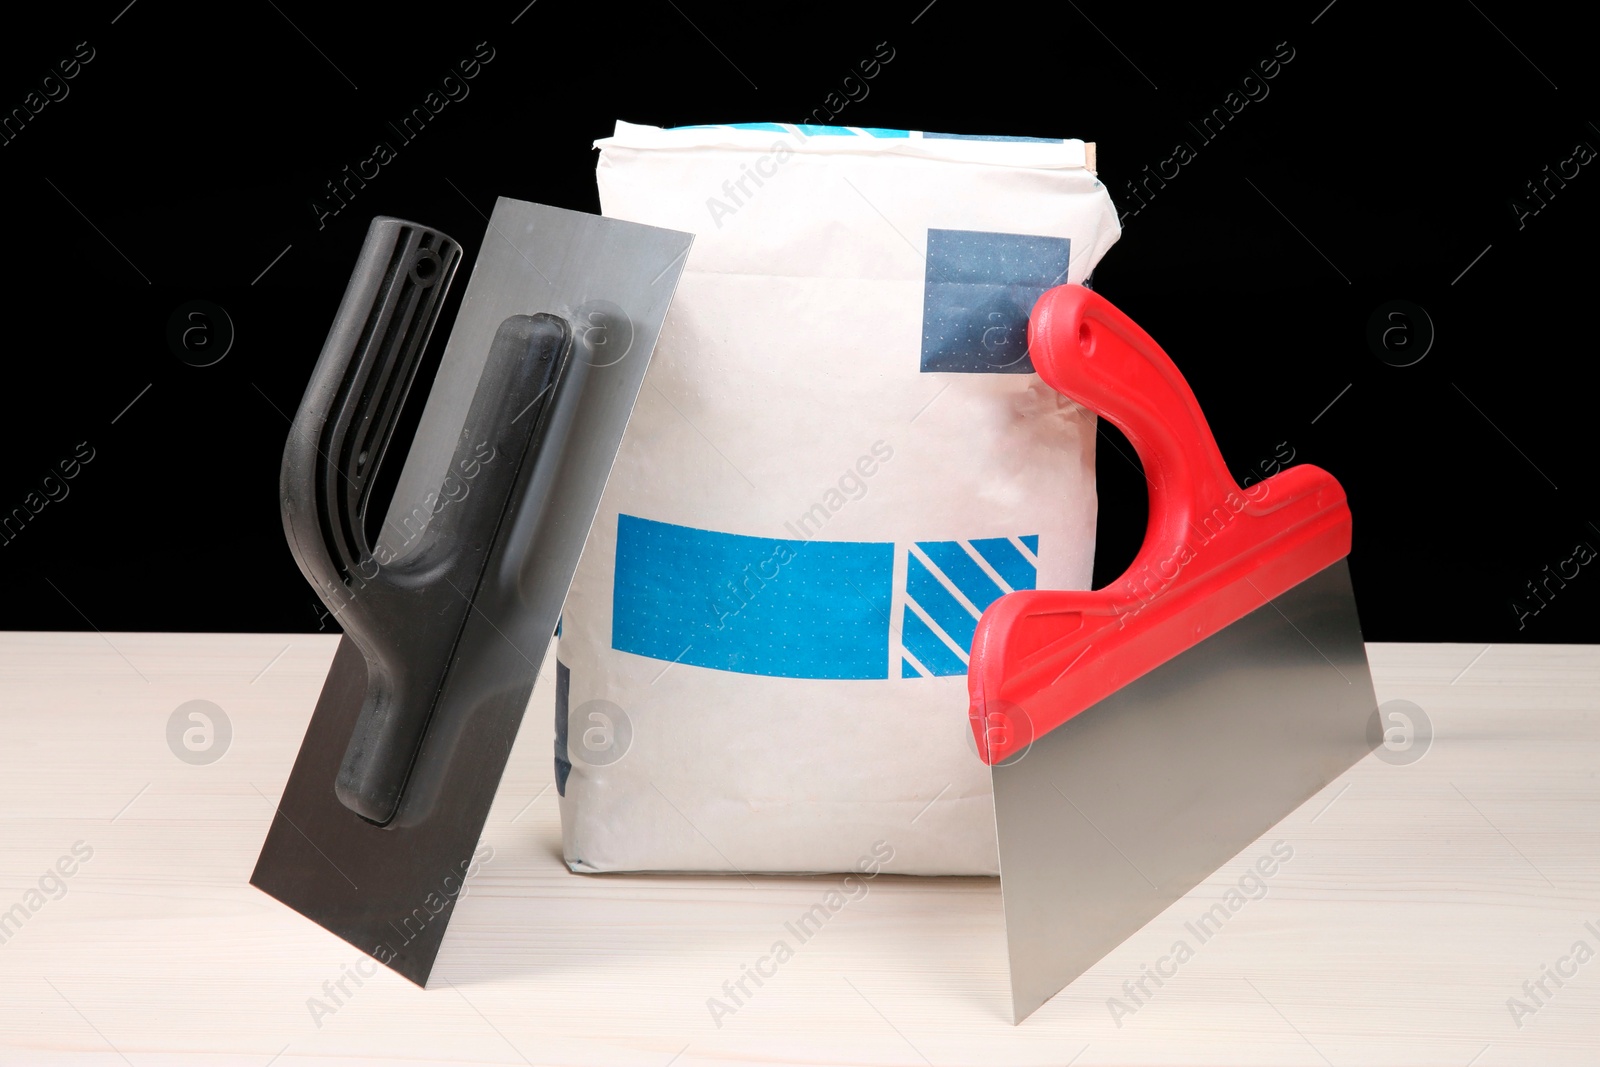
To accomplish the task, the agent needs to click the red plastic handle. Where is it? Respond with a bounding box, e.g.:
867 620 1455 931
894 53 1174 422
967 285 1352 764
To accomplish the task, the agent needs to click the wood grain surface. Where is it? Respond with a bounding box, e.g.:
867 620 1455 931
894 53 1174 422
1 635 1595 1065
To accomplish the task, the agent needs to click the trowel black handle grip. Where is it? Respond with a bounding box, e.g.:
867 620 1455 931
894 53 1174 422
280 216 464 604
333 312 571 825
278 215 470 825
281 215 575 826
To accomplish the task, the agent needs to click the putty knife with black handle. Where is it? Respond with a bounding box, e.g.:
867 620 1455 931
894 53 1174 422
970 284 1380 1023
251 199 692 985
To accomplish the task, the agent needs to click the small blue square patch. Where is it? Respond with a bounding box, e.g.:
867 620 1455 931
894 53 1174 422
920 229 1072 374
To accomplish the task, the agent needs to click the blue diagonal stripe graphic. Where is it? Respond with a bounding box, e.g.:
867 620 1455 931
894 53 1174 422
900 607 968 677
905 552 980 652
969 536 1038 593
917 539 1004 605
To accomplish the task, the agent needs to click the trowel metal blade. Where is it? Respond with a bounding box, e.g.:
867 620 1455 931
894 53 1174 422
992 559 1378 1023
250 199 692 986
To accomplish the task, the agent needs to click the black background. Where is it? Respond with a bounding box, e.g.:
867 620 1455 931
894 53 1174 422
1 0 1593 641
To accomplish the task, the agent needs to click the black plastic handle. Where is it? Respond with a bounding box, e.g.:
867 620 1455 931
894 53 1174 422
281 217 572 825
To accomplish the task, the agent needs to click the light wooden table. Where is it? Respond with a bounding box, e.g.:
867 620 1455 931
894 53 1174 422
1 635 1595 1065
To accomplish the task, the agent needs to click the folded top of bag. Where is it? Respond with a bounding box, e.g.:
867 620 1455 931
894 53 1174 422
596 120 1097 172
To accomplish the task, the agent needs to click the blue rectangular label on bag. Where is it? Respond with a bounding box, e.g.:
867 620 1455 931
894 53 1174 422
611 515 1037 680
920 228 1072 374
613 514 894 679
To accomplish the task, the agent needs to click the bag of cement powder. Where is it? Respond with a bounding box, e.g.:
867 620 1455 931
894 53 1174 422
555 120 1120 875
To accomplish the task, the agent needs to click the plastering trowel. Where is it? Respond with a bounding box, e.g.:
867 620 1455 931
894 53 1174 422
251 198 692 985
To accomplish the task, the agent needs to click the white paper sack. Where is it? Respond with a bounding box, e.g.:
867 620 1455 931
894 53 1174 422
555 121 1121 874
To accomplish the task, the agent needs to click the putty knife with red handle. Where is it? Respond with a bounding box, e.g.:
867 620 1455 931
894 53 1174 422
970 284 1380 1023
